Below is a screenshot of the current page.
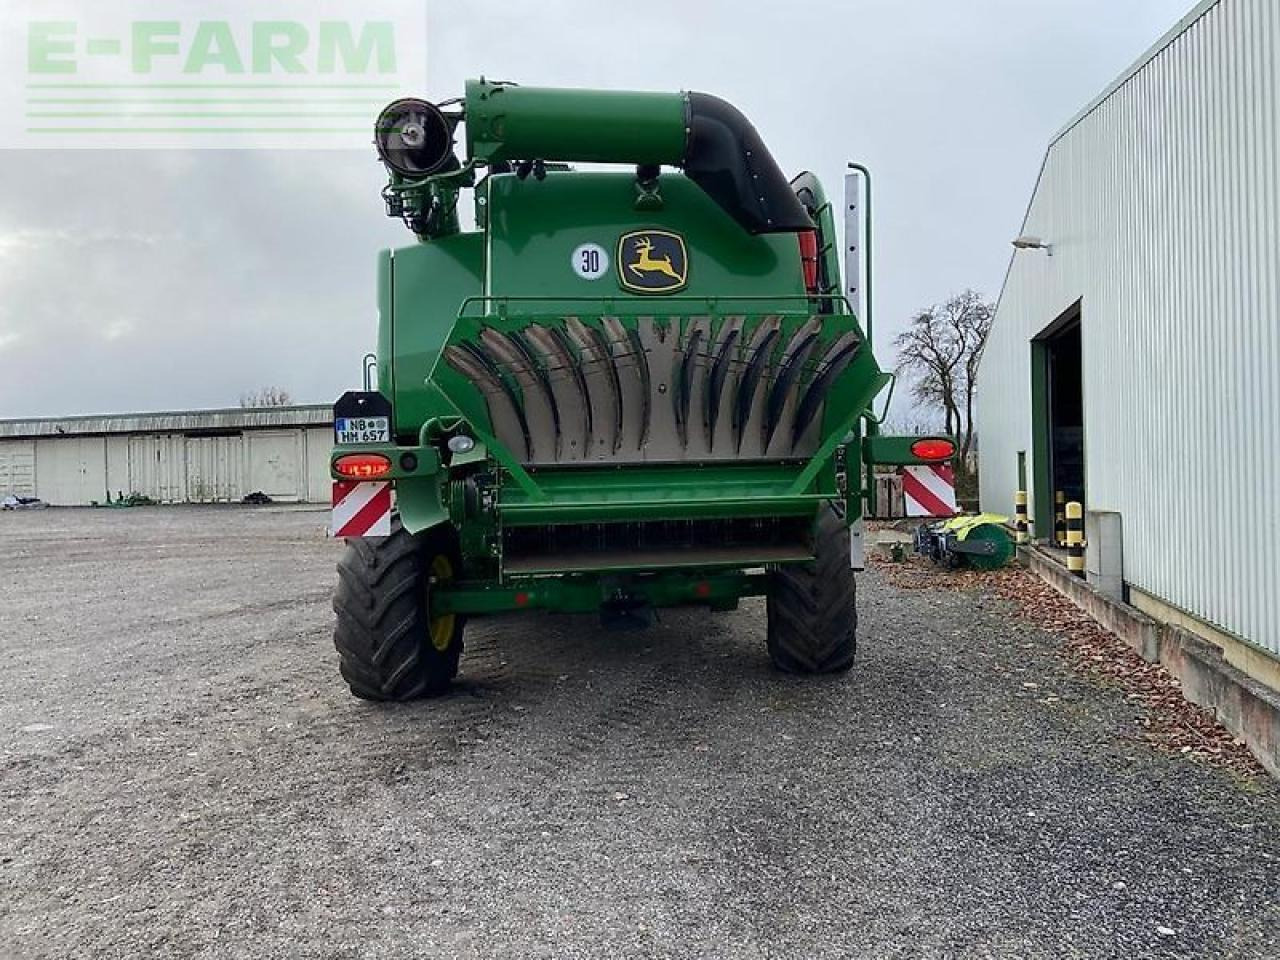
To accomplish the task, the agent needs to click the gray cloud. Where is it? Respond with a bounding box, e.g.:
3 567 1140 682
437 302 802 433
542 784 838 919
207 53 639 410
0 0 1192 418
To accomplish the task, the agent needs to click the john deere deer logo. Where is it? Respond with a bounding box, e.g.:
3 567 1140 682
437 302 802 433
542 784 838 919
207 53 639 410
618 230 688 293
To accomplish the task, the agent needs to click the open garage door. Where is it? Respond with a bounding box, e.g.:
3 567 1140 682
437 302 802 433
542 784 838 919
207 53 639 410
1031 304 1086 540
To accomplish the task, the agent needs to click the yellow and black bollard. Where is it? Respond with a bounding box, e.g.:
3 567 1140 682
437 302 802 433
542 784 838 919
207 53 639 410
1054 490 1067 546
1065 501 1085 578
1014 491 1029 545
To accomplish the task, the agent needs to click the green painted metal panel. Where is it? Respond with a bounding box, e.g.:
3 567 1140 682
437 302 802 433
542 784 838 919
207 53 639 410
396 476 449 533
376 249 394 398
465 79 687 166
387 233 484 438
329 444 441 482
433 569 768 616
485 173 806 307
863 434 955 466
498 463 827 526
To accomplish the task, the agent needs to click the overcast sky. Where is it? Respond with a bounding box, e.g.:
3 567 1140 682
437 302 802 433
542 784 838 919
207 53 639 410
0 0 1195 420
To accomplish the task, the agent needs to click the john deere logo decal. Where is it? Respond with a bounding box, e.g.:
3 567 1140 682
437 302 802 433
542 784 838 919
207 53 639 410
618 230 688 294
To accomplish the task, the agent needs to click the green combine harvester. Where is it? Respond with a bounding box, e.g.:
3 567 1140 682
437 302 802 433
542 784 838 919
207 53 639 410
328 79 955 700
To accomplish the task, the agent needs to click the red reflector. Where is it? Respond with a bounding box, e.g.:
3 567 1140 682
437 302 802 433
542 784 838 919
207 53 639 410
333 453 392 478
798 229 819 294
694 581 711 598
910 439 955 461
514 591 530 607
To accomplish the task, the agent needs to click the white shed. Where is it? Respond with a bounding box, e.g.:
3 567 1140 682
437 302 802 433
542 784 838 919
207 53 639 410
0 405 334 505
977 0 1280 672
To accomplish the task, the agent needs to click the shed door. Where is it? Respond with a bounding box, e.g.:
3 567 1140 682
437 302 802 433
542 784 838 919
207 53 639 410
35 437 107 505
0 442 36 497
128 435 186 502
186 434 244 502
247 431 302 500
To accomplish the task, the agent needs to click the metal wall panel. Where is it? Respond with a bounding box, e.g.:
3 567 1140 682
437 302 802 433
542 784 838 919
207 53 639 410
105 435 130 497
128 434 188 503
304 428 333 503
0 441 36 497
34 437 107 505
186 435 245 502
246 431 303 501
4 423 330 505
978 0 1280 656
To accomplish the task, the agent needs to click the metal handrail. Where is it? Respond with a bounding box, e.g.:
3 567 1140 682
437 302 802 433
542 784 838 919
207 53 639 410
455 293 856 321
847 163 873 350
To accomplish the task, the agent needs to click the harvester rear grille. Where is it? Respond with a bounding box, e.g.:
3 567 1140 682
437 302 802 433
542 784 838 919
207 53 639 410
438 314 861 466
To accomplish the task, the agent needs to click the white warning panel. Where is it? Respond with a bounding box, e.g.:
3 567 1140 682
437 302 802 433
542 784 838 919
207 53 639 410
902 464 958 518
332 481 392 537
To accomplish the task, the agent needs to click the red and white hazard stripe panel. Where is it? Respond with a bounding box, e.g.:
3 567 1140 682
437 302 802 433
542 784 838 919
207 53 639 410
902 464 957 518
332 481 392 537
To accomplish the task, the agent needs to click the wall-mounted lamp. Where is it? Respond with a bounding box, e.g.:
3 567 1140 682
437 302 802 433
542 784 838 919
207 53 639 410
1011 235 1053 256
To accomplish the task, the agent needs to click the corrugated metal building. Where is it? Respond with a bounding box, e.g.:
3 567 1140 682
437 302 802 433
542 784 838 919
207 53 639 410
0 406 333 505
978 0 1279 671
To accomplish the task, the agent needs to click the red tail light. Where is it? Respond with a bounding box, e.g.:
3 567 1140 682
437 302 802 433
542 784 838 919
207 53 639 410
334 453 392 478
910 438 955 461
798 229 820 294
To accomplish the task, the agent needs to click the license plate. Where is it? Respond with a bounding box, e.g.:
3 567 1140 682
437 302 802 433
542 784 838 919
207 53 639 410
335 416 389 445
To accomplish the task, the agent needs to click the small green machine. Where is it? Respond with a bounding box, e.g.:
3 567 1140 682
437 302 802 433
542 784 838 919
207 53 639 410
914 514 1016 571
329 79 954 700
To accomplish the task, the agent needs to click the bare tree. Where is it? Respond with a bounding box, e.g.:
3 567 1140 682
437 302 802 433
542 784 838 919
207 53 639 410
881 413 942 437
893 290 994 467
239 386 293 408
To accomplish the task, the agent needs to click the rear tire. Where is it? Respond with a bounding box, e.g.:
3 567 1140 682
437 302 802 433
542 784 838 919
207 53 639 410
332 517 465 701
765 502 857 674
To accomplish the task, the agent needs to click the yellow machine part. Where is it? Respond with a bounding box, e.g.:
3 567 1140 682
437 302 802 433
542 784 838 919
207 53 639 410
939 513 1010 541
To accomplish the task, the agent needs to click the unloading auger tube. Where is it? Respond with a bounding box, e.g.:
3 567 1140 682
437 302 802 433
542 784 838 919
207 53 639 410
375 77 814 235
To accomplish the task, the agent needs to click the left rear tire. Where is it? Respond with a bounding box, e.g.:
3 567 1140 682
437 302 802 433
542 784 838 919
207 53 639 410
332 517 465 701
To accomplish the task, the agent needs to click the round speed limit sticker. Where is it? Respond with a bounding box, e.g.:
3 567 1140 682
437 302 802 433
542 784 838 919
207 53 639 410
571 243 609 280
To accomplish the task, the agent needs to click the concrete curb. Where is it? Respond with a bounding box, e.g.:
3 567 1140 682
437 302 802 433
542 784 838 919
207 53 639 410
1024 546 1280 780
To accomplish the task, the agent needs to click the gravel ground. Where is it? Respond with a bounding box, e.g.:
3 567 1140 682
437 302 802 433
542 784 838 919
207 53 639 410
1 506 1278 960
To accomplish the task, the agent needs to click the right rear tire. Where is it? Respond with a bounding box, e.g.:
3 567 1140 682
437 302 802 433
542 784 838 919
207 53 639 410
332 518 465 701
765 502 857 674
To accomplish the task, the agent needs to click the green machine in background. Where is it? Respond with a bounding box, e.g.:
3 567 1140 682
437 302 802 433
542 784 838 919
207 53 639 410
914 514 1016 572
328 79 955 701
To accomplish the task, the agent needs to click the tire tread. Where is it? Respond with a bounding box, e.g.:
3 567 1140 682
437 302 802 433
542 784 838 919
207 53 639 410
765 503 857 674
331 517 463 701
